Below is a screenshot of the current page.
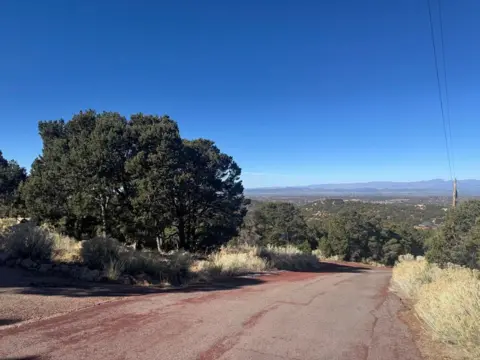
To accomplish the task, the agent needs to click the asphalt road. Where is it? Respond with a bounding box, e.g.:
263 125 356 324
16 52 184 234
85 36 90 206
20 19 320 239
0 264 422 360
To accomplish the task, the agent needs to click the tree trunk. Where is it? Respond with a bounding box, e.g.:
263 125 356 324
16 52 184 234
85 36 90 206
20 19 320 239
178 217 186 250
100 202 107 237
156 235 163 253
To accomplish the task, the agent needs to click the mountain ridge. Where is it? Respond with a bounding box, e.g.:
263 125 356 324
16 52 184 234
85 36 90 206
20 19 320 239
245 179 480 196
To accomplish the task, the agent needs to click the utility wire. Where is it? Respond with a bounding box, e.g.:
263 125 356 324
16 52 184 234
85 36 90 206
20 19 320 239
437 0 456 178
427 0 454 181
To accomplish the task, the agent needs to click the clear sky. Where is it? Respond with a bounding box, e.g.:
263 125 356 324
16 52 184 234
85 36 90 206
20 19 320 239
1 0 479 188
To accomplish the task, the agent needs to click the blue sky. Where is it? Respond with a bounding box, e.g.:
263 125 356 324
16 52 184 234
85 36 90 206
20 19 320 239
1 0 479 188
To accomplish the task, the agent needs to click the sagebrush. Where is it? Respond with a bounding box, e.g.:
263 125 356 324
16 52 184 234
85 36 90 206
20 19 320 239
0 223 54 260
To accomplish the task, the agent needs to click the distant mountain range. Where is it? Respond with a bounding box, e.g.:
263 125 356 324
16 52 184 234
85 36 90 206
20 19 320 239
245 179 480 197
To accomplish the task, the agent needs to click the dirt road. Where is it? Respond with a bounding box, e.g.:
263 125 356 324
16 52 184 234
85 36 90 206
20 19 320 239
0 264 422 360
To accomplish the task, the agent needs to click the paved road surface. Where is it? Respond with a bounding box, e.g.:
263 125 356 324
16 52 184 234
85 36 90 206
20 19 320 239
0 264 422 360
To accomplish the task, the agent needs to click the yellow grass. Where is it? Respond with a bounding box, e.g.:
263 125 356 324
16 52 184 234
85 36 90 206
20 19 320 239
392 257 480 358
51 232 82 263
261 244 321 270
192 244 321 278
105 258 126 281
0 218 17 238
210 251 268 275
391 257 441 298
192 246 268 280
415 268 480 357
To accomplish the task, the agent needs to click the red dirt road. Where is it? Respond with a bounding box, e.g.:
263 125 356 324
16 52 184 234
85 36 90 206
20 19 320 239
0 265 422 360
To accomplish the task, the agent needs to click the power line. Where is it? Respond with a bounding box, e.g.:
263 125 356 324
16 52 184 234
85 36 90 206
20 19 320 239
437 0 456 178
427 0 454 181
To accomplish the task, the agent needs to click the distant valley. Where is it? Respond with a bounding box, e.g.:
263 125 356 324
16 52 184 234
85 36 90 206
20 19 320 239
246 179 480 197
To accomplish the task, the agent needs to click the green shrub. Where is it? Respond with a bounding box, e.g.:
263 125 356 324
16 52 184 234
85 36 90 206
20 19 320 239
81 236 122 270
1 223 54 260
297 241 313 254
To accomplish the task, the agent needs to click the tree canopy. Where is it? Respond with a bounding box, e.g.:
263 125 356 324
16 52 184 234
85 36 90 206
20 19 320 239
240 200 426 264
426 200 480 269
0 151 27 217
21 110 247 252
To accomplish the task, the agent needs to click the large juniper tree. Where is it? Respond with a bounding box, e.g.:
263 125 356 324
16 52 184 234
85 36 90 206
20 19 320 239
22 110 247 251
0 151 27 216
22 111 130 239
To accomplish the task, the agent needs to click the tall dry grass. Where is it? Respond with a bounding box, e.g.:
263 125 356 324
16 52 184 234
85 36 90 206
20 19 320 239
260 244 320 271
391 257 441 298
194 248 268 278
0 218 17 237
0 223 54 260
415 268 480 357
121 249 193 284
192 244 320 280
392 256 480 358
0 221 82 262
1 221 321 286
191 245 320 280
50 232 82 263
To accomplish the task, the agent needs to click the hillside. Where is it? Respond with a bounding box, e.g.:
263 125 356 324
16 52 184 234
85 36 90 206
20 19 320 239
301 198 447 227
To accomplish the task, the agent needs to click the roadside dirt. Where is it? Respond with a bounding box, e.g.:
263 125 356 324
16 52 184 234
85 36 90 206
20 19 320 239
0 267 131 327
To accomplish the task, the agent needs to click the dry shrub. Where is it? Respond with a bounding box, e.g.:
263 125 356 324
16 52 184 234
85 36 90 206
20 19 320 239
121 249 192 284
313 249 342 262
259 244 320 271
105 258 126 281
398 253 416 262
50 231 82 263
415 268 480 357
391 257 441 299
209 250 268 275
0 223 54 260
312 249 324 258
392 256 480 358
190 246 267 281
0 218 17 238
193 244 321 277
81 236 122 270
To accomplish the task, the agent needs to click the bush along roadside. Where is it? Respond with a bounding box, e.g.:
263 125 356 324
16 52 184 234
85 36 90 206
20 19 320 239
391 255 480 359
0 223 192 286
0 223 325 288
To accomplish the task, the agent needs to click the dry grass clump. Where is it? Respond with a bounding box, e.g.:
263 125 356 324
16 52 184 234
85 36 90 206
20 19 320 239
121 249 192 284
104 258 126 281
196 244 321 275
1 222 82 262
391 256 441 298
313 249 342 262
191 246 267 280
0 223 54 260
259 244 320 271
211 250 268 275
50 232 82 263
81 236 122 270
392 256 480 358
0 218 17 237
415 267 480 357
